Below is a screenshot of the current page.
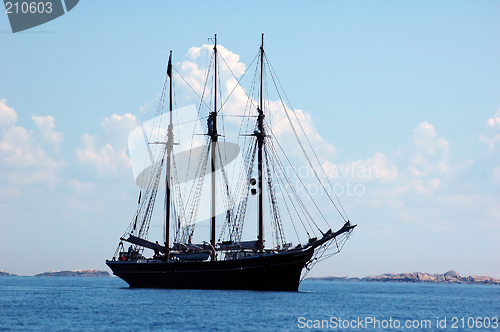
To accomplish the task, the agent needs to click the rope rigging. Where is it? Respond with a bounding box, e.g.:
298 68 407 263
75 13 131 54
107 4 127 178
114 38 354 268
265 54 349 223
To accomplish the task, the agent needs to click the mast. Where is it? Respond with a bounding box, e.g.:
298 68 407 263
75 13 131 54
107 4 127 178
257 33 265 252
210 34 218 260
165 51 173 258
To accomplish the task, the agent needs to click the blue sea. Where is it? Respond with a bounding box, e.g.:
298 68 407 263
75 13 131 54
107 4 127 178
0 277 498 331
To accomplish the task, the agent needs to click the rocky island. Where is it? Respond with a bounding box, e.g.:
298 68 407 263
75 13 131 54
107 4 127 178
309 270 500 285
0 270 17 276
35 269 110 277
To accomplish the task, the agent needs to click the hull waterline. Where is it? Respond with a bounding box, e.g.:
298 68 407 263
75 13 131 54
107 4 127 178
106 248 314 291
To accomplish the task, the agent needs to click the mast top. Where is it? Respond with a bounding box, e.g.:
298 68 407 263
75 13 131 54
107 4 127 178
167 50 172 79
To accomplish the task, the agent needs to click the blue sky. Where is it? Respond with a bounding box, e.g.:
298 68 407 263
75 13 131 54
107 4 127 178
1 1 499 277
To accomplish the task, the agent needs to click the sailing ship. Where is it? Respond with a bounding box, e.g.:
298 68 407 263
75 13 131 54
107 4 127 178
106 35 356 291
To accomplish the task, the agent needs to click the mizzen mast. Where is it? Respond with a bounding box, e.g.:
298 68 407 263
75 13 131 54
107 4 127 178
165 51 174 258
256 33 265 252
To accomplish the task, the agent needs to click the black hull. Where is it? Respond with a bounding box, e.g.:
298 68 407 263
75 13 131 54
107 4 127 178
106 248 314 291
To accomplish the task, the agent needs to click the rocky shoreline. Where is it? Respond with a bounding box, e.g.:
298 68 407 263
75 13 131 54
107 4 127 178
35 269 110 277
308 270 500 285
0 270 17 276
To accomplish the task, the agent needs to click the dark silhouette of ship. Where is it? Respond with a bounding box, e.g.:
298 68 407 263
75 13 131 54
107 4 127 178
106 35 356 291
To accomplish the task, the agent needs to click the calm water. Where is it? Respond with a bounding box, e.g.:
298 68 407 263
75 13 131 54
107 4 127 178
0 277 498 331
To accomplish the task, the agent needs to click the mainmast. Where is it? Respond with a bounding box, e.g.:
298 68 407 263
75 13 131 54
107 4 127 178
256 34 265 252
165 51 174 258
209 35 218 260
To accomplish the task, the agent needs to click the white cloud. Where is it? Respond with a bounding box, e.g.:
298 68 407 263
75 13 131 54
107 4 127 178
139 94 160 113
174 43 337 165
32 115 64 150
268 101 337 162
480 108 500 149
270 103 318 138
321 152 398 185
412 121 449 158
173 45 483 215
0 125 45 167
324 121 451 204
69 179 97 194
393 121 449 196
101 113 137 150
407 178 440 195
494 167 500 182
176 44 246 103
347 152 398 183
0 99 63 186
8 163 60 186
346 115 500 244
76 113 137 177
487 109 500 129
410 121 450 177
0 98 18 126
184 44 245 76
319 121 448 190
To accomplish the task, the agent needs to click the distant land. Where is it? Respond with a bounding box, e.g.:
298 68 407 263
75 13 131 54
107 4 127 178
35 269 111 277
0 270 17 276
308 270 500 285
